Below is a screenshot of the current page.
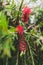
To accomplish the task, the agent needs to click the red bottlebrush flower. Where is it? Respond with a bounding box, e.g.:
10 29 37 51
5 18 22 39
19 34 25 41
22 14 28 23
22 6 31 15
16 25 23 35
19 41 27 52
22 6 31 23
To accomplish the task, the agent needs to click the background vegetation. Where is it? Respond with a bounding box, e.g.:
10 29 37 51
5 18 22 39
0 0 43 65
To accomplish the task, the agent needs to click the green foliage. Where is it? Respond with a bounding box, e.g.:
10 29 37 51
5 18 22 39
0 0 43 65
0 10 17 58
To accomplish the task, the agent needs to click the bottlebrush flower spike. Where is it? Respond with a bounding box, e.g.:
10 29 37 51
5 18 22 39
19 41 27 52
22 6 31 15
19 34 25 41
22 14 28 23
22 6 31 23
16 25 23 35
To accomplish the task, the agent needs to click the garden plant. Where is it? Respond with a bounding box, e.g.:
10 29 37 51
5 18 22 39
0 0 43 65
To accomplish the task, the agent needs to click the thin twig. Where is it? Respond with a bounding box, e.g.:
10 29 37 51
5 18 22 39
28 24 35 29
15 0 24 25
28 24 40 30
24 54 26 65
6 57 8 65
27 40 35 65
15 51 19 65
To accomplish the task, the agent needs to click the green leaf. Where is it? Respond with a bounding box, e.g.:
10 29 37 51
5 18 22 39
11 46 16 51
40 45 43 51
0 11 8 32
36 39 41 46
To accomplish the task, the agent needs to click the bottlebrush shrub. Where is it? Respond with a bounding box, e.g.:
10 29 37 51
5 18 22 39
22 6 31 24
0 1 43 65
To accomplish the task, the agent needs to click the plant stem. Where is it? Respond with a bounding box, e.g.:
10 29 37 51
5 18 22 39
15 51 19 65
15 0 24 25
19 0 24 10
27 41 35 65
6 57 8 65
24 54 26 65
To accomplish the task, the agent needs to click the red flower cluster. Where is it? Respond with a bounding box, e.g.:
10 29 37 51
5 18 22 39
16 6 31 52
22 6 31 23
22 6 31 14
19 41 27 52
16 26 27 52
19 34 27 52
16 25 23 35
